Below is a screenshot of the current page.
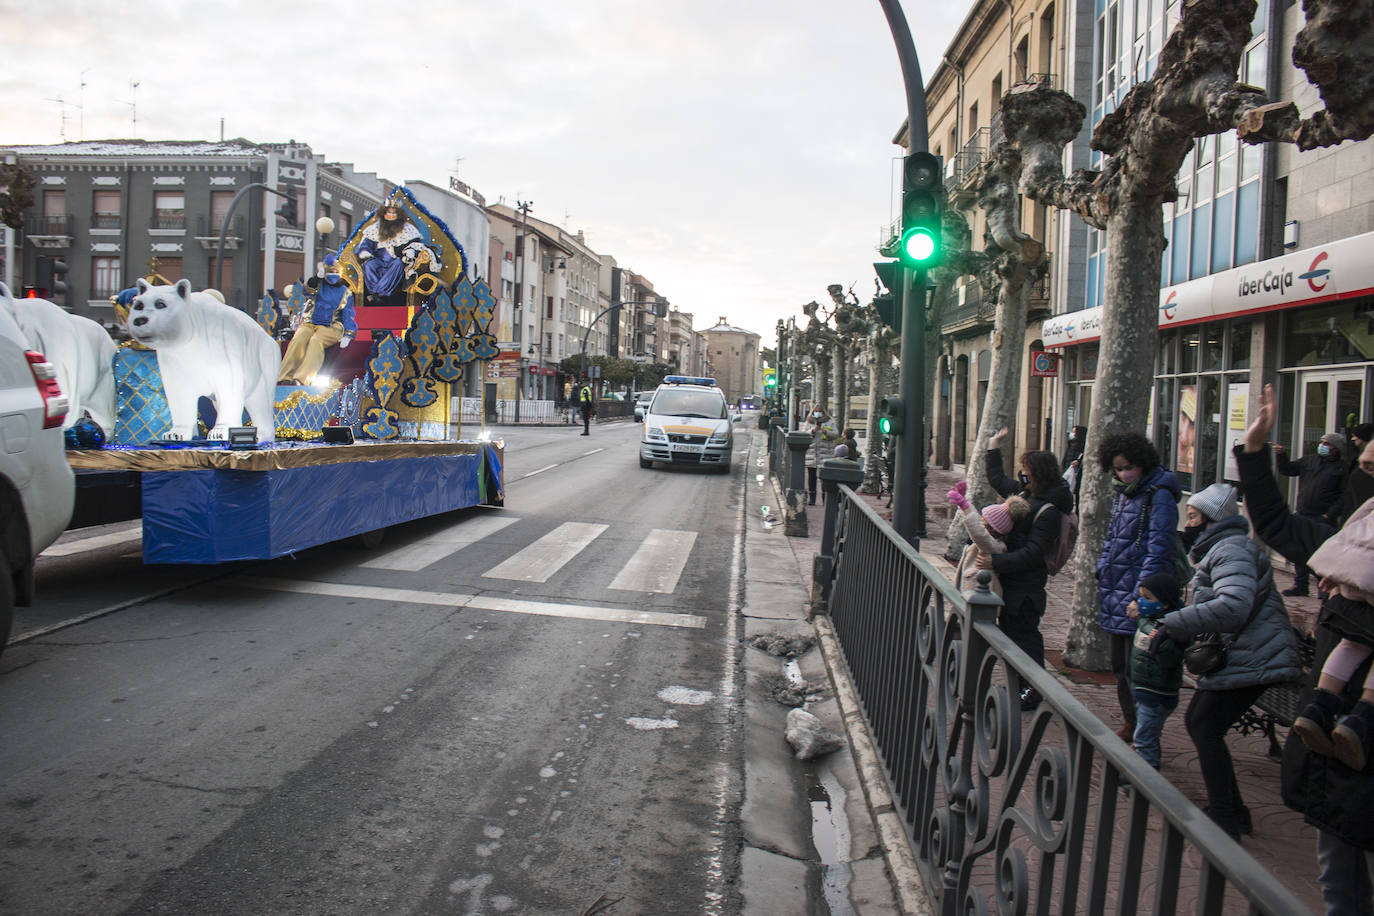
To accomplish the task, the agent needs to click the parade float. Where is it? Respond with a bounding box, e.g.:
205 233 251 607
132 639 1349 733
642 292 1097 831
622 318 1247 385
49 188 504 563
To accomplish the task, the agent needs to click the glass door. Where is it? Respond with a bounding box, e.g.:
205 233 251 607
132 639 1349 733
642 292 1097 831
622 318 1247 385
1296 368 1365 460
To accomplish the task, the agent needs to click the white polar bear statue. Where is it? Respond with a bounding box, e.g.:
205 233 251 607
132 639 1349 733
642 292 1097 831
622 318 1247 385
0 280 116 431
128 278 281 442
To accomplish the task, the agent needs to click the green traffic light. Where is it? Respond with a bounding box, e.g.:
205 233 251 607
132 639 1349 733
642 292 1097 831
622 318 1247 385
878 416 893 435
900 227 938 266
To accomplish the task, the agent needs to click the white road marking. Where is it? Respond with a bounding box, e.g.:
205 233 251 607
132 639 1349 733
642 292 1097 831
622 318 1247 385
481 521 608 583
609 529 697 593
361 514 520 571
521 464 558 479
235 576 706 629
40 528 142 558
582 448 604 456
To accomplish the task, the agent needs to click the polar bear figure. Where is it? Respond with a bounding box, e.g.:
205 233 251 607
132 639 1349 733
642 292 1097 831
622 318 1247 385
128 279 280 442
0 281 116 431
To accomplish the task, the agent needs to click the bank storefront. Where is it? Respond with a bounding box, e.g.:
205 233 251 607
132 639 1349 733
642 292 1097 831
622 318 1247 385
1043 231 1374 495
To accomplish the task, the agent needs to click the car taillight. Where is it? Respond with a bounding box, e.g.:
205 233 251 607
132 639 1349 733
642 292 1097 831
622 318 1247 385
24 350 69 429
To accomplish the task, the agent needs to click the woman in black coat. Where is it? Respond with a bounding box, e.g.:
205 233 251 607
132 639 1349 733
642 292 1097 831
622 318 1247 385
980 427 1075 710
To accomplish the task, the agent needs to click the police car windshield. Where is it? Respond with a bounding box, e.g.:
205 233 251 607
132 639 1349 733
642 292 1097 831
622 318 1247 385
653 389 726 419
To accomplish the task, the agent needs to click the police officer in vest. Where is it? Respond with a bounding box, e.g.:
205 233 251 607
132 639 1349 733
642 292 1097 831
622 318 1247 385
578 377 594 436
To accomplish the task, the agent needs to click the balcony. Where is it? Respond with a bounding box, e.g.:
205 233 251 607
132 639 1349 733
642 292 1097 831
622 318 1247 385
91 213 121 230
150 213 187 231
195 215 245 251
950 127 990 203
24 215 73 249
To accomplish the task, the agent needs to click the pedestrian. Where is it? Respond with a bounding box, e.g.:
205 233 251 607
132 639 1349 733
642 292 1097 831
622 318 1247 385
1126 571 1185 769
1062 425 1088 510
1095 432 1183 741
578 378 594 436
1351 423 1374 474
805 408 839 505
1276 430 1350 596
1148 482 1303 840
1292 499 1374 771
981 426 1074 709
947 480 1029 598
1235 384 1374 912
841 428 861 464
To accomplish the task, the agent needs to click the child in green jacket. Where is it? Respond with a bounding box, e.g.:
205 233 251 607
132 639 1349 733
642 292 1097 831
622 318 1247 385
1129 571 1186 768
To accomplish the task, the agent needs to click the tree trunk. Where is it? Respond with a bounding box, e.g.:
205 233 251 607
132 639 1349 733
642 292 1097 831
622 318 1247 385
861 332 892 494
1062 202 1164 669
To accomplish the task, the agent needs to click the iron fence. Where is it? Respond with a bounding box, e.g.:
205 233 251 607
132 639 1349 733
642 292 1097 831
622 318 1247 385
821 485 1310 915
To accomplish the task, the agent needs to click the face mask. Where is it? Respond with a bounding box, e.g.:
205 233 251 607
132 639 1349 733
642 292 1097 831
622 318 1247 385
1318 444 1332 457
1180 521 1206 550
1017 472 1029 488
324 273 341 285
1115 467 1141 485
1137 597 1164 617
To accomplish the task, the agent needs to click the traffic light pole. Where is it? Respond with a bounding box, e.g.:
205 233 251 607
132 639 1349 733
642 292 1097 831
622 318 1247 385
879 0 931 545
212 183 295 298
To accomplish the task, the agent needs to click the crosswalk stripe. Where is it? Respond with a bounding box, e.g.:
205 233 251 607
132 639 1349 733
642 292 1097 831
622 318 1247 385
234 576 706 629
481 521 608 583
361 514 520 571
609 529 697 593
41 528 142 558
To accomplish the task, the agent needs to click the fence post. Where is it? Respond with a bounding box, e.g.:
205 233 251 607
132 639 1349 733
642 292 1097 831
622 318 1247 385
768 418 786 476
784 431 813 537
813 459 865 609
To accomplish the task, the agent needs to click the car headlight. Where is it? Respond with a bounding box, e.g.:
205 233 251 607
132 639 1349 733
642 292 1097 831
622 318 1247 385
707 430 730 444
646 427 667 442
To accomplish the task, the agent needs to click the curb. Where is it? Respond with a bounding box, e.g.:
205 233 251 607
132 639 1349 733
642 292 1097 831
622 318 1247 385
813 614 935 916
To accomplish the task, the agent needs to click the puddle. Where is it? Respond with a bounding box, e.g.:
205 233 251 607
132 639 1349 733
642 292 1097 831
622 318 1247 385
809 758 856 916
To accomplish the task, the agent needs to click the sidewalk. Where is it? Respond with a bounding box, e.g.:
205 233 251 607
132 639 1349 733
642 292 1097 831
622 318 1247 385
782 462 1326 914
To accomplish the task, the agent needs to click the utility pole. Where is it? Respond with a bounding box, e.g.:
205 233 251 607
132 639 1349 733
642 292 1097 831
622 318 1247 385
878 0 931 545
516 200 532 402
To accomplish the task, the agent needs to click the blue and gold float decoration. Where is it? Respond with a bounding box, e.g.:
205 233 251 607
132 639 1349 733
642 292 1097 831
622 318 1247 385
274 381 341 440
113 345 173 445
255 291 281 337
400 307 440 408
362 333 404 440
470 277 500 361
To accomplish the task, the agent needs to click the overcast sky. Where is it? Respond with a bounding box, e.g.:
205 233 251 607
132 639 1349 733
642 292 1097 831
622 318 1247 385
0 0 967 343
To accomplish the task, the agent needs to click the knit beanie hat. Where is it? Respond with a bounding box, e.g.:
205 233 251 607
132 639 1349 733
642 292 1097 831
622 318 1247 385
1188 482 1239 521
1321 432 1347 449
1138 571 1182 610
982 502 1014 535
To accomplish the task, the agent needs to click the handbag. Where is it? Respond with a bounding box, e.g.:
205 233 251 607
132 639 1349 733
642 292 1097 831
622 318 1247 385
1182 591 1267 677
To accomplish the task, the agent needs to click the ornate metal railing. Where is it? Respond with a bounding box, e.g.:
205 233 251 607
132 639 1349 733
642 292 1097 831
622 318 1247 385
821 486 1310 915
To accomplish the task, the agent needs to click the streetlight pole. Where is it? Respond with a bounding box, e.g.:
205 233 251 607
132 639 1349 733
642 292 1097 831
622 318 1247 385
878 0 931 544
212 182 295 303
515 200 532 404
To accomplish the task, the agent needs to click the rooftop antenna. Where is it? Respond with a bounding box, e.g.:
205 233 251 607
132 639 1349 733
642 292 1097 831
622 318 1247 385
449 156 465 178
79 68 92 140
220 117 224 142
119 80 140 137
46 95 69 141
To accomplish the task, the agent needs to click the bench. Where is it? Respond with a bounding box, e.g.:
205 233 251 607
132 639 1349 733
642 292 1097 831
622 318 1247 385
1234 628 1316 757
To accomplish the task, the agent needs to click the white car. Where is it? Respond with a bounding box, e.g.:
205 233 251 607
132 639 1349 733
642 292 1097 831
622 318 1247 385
639 376 739 473
633 391 655 422
0 303 73 651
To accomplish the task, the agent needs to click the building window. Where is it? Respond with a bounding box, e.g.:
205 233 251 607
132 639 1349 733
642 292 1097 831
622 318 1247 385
41 190 66 234
210 190 234 234
153 190 185 229
92 256 121 298
92 190 121 228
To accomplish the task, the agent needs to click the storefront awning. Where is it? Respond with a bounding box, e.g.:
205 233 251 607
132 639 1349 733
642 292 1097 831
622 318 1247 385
1042 230 1374 347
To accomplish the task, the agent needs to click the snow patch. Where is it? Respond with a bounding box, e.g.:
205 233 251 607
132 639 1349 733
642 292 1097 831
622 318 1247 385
626 716 680 730
539 766 557 778
658 686 714 706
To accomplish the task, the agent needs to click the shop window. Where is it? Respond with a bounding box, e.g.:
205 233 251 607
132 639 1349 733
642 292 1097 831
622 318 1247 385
1195 376 1221 489
1228 321 1251 370
1181 328 1200 374
1156 376 1178 481
1284 301 1374 366
1172 215 1191 284
1202 323 1224 372
1159 330 1178 375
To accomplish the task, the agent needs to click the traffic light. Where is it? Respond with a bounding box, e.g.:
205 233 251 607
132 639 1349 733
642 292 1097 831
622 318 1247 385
34 258 53 297
762 368 777 390
872 261 902 334
879 395 905 436
276 192 298 226
899 152 943 269
50 258 68 299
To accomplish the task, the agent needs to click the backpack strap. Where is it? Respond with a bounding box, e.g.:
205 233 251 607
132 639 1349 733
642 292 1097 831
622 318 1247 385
1134 484 1159 547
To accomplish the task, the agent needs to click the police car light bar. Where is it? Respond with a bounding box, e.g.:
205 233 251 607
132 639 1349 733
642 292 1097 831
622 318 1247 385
663 375 716 387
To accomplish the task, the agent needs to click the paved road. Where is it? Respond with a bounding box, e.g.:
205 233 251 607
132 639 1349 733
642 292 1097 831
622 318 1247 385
2 422 752 915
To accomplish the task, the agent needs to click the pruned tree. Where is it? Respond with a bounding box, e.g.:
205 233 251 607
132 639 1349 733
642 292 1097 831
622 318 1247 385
936 144 1048 559
861 288 899 495
1001 0 1374 668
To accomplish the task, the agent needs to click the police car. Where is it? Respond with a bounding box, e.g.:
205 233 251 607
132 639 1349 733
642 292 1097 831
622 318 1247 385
639 376 739 472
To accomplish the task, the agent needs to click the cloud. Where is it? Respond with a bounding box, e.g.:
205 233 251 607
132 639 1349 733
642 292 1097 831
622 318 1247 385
1 0 965 336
